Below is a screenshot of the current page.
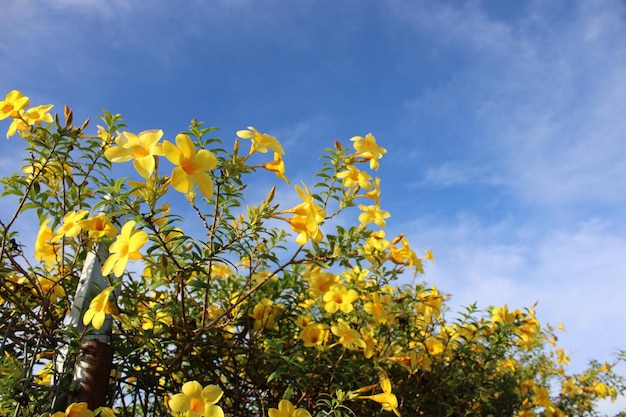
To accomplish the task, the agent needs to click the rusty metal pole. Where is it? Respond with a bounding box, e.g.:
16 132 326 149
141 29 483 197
53 199 117 412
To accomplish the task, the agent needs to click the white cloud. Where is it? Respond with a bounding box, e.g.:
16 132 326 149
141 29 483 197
409 214 626 378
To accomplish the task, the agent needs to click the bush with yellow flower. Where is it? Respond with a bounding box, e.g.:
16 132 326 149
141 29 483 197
0 90 624 417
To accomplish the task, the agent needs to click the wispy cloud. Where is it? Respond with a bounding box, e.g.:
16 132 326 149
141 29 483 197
391 0 626 208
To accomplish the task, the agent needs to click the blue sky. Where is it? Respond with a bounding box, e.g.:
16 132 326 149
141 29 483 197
2 0 626 412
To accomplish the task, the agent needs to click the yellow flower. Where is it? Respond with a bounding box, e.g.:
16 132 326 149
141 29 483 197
37 276 66 302
83 286 118 330
51 402 94 417
79 214 117 239
303 266 338 298
323 284 359 314
561 378 582 397
24 104 54 124
35 362 54 386
299 323 330 347
162 133 218 199
358 204 390 228
104 129 164 178
250 298 281 331
491 305 516 325
330 322 366 350
364 293 395 325
0 90 29 120
357 372 401 416
52 210 89 242
268 399 311 417
389 237 420 268
276 183 325 245
361 177 381 205
236 126 284 155
34 218 59 271
262 152 290 183
336 165 372 190
425 336 445 356
98 408 117 417
102 221 148 277
168 380 224 417
531 385 552 407
350 133 386 170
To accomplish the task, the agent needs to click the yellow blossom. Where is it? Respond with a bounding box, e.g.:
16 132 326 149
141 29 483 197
350 133 386 170
104 129 164 179
83 286 118 330
358 204 390 228
52 210 89 242
6 104 54 137
356 372 401 416
389 237 420 268
323 284 359 314
361 177 381 204
35 362 54 386
299 323 330 347
425 336 445 356
236 126 284 155
268 399 311 417
262 152 290 183
34 218 59 271
51 402 94 417
363 293 395 325
79 214 117 239
276 182 325 245
102 220 148 277
250 298 281 331
168 381 224 417
330 322 366 350
561 378 582 397
37 276 65 302
0 90 29 120
336 165 372 190
162 133 218 199
304 266 338 297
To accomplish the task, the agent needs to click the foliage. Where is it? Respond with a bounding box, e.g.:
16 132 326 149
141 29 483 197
1 90 625 417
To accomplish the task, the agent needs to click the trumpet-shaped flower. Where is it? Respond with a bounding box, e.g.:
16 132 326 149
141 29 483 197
425 336 445 356
79 214 117 239
268 399 311 417
323 284 359 314
304 266 338 298
34 218 59 271
364 293 395 325
236 126 284 155
250 298 281 331
162 133 218 199
168 381 224 417
83 286 118 330
358 204 390 228
330 322 366 350
52 210 89 242
0 90 29 120
262 152 290 183
356 372 401 416
102 221 148 277
104 129 164 178
276 183 325 245
6 104 54 137
51 402 94 417
350 133 386 170
337 165 372 190
299 323 330 347
37 276 66 302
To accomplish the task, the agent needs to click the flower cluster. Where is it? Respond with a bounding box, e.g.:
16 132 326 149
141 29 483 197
0 90 624 417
